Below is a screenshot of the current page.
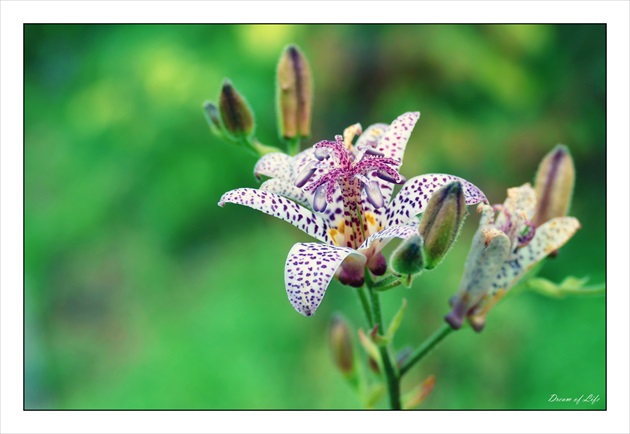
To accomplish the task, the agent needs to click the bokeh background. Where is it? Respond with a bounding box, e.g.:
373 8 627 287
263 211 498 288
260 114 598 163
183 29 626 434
25 24 605 410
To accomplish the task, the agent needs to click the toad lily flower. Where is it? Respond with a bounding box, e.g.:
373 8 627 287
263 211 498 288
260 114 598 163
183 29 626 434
445 183 580 332
219 112 487 316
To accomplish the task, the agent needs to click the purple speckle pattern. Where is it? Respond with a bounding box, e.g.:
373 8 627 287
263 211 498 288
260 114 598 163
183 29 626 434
260 179 311 208
358 223 419 255
219 188 331 243
284 242 366 316
386 174 487 227
372 112 420 166
254 152 293 181
490 216 580 294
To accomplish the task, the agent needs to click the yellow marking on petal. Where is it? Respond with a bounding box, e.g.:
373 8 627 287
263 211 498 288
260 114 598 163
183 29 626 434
328 229 340 246
338 220 346 233
365 213 376 226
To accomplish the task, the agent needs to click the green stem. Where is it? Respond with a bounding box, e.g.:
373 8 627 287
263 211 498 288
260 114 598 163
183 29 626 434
399 323 453 377
285 137 301 156
356 286 374 328
363 272 401 410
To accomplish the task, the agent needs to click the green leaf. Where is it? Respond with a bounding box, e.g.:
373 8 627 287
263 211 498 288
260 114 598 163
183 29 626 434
526 276 605 298
384 298 407 342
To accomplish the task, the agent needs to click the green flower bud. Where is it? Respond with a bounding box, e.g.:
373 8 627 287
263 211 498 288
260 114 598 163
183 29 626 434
533 144 575 227
219 80 255 140
276 44 312 139
203 101 223 136
329 314 354 376
390 234 424 283
419 181 466 270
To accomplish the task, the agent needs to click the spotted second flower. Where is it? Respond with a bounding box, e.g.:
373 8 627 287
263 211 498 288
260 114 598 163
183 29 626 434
219 112 487 316
445 183 580 332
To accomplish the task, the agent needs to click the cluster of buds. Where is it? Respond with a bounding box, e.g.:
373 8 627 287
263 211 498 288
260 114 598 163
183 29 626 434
204 45 313 157
390 181 468 285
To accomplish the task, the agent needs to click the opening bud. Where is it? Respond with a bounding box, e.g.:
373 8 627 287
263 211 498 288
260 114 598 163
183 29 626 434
329 314 355 376
276 44 313 139
219 80 255 140
533 144 575 227
419 182 466 270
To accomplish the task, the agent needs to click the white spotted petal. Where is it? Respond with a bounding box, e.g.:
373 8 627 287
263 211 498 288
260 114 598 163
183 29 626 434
254 152 293 181
219 188 331 243
285 243 366 316
386 174 487 227
358 223 420 256
373 111 420 167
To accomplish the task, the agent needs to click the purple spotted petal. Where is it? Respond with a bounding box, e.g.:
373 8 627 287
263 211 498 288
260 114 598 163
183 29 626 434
260 179 311 208
356 116 419 228
219 188 331 243
358 223 420 255
254 152 293 181
386 174 487 227
372 112 420 168
285 243 366 316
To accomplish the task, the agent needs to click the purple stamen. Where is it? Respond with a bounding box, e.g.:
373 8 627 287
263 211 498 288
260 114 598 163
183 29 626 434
314 148 329 161
364 180 384 208
364 148 384 157
376 170 406 184
313 184 328 212
294 162 317 188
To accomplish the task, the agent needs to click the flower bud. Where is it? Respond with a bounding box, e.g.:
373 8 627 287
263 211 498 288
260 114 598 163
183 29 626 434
276 44 312 139
329 314 355 376
219 80 255 140
419 181 466 270
390 234 424 283
203 101 223 135
533 144 575 227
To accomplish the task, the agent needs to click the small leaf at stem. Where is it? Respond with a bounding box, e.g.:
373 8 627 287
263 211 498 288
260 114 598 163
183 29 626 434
385 298 407 342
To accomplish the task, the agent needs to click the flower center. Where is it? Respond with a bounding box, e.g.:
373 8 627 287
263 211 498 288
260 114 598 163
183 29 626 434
295 135 404 248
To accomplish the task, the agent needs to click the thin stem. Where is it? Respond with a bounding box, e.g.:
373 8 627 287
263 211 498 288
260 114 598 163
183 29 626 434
285 137 301 156
356 286 374 328
399 323 453 377
378 344 401 410
363 272 401 410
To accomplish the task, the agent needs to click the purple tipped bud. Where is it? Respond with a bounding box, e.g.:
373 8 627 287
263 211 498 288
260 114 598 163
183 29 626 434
294 162 317 188
313 184 328 212
277 45 313 139
329 314 355 376
419 182 466 270
314 148 329 161
364 180 385 209
533 144 575 226
219 80 255 140
375 171 406 184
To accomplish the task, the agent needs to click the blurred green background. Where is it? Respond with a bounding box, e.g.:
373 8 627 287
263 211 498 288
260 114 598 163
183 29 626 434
25 24 605 410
